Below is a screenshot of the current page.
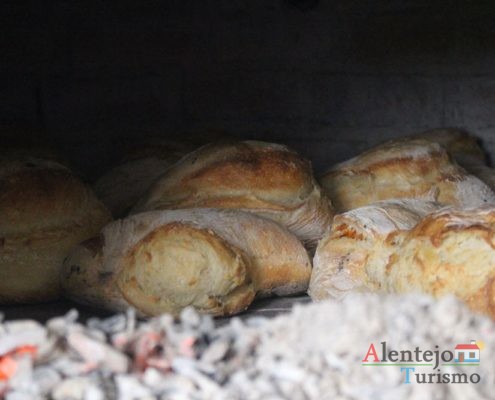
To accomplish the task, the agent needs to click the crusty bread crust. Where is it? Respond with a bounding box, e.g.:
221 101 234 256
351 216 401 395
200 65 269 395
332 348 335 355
309 199 442 301
131 141 334 249
93 133 238 218
409 127 487 166
385 206 495 318
62 209 311 316
320 139 495 212
311 202 495 320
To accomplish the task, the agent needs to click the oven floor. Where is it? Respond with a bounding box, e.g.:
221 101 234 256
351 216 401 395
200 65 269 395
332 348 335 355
1 295 311 323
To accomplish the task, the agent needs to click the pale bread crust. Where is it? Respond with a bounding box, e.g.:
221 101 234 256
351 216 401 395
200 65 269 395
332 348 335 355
409 127 487 166
119 222 254 317
61 209 311 316
465 164 495 191
407 128 495 191
0 157 111 303
131 141 334 249
385 207 495 319
320 139 495 212
309 199 442 301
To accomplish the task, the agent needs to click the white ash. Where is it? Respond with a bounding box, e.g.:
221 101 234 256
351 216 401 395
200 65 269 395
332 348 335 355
1 294 494 400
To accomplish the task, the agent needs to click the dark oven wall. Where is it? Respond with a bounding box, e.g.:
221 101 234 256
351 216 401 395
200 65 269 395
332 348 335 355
2 0 495 178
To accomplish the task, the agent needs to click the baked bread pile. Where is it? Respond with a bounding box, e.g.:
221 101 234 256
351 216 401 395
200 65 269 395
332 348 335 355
63 140 331 316
61 209 311 316
7 127 495 320
312 128 495 320
0 135 330 316
132 140 334 249
309 199 442 300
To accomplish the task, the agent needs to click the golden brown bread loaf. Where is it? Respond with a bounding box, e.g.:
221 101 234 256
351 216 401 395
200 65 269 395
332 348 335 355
413 128 495 190
0 157 111 303
385 207 495 319
409 127 487 167
320 139 495 212
61 209 311 316
131 141 334 249
309 199 442 301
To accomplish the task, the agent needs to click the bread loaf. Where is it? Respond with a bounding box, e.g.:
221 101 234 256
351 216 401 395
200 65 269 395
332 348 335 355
309 199 442 301
120 130 230 162
320 139 495 212
408 129 495 190
61 209 311 316
0 157 111 303
131 141 334 249
385 207 495 319
463 164 495 191
94 157 178 218
94 132 231 218
93 140 192 218
409 127 487 167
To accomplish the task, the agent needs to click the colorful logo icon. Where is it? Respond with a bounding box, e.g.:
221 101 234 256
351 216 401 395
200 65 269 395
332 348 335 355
454 340 480 364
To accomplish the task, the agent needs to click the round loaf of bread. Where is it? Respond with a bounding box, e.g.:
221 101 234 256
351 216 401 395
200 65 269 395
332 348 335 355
61 209 311 316
385 207 495 319
0 157 112 303
131 141 334 249
309 199 442 301
320 139 495 212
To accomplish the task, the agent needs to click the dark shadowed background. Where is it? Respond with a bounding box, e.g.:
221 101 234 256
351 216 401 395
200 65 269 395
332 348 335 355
2 0 495 178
